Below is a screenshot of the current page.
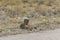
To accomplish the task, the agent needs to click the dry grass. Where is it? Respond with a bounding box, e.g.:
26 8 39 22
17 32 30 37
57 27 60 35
0 0 60 36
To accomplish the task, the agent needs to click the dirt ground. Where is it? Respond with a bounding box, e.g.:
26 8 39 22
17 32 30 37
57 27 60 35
0 29 60 40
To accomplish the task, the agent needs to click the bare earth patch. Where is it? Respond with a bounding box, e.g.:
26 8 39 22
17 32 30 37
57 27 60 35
0 29 60 40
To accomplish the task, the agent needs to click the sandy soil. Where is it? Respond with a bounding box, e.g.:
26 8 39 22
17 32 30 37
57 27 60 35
0 29 60 40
